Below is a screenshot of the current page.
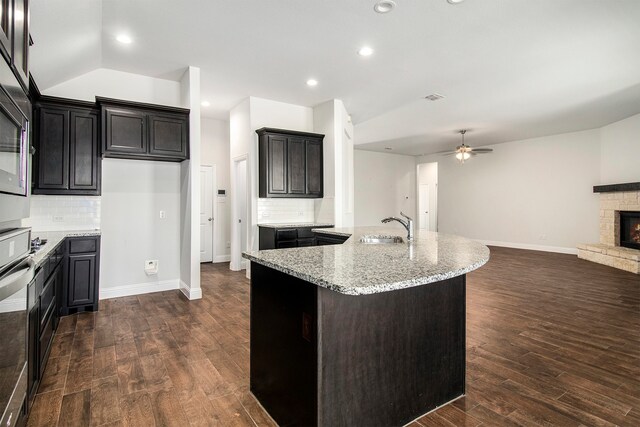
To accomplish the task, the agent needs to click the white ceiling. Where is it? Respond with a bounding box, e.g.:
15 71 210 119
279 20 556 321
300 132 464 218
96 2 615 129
30 0 640 155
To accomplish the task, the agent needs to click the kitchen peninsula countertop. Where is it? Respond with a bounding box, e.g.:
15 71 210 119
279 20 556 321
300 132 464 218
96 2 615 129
30 229 101 267
243 226 489 295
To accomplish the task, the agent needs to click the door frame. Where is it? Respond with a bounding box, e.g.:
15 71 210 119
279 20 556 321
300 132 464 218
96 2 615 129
231 155 248 271
200 164 217 263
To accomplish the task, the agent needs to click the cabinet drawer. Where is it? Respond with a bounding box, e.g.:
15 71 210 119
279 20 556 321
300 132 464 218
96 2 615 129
297 228 317 239
39 278 55 326
276 240 298 249
69 238 97 254
276 229 297 241
297 238 315 247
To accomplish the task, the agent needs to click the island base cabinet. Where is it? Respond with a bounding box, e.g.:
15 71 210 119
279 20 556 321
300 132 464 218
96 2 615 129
250 262 466 427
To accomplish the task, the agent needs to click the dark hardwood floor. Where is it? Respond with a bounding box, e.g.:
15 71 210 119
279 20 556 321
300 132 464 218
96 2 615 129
27 247 639 426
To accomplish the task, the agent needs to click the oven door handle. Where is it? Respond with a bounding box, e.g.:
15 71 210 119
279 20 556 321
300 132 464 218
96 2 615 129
0 257 35 302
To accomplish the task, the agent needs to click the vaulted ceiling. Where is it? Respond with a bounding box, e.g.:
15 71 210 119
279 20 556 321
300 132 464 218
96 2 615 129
30 0 640 155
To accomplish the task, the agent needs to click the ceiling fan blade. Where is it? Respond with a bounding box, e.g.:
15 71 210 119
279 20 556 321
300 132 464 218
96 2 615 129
441 152 458 156
470 148 493 153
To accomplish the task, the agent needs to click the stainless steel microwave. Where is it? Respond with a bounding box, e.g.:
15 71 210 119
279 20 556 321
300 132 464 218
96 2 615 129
0 58 30 227
0 87 28 197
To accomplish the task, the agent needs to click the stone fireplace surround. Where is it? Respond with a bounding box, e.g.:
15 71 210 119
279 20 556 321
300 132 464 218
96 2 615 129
577 182 640 274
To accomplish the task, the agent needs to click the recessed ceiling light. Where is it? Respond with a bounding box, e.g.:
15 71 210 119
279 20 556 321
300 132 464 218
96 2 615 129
374 0 396 13
358 46 374 57
447 0 465 4
201 101 211 107
116 34 133 44
306 79 318 87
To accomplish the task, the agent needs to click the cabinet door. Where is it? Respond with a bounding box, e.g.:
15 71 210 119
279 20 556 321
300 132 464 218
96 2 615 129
67 254 96 307
305 138 323 197
69 110 99 191
148 113 188 159
103 107 146 154
11 0 29 89
267 135 287 195
287 137 306 195
37 107 69 189
0 0 11 62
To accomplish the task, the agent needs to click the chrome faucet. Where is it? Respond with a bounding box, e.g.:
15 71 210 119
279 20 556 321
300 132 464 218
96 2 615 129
381 211 414 241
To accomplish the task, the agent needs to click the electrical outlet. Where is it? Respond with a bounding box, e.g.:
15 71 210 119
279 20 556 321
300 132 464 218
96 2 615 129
226 241 231 248
298 211 304 217
159 210 166 219
52 215 64 222
145 260 159 275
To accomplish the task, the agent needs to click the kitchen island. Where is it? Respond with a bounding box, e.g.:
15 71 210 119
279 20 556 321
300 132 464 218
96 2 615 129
242 227 489 427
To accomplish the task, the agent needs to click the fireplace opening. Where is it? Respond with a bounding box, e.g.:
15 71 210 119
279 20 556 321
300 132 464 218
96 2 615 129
620 211 640 250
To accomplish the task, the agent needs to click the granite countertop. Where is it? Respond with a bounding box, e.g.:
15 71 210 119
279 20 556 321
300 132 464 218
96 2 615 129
243 226 490 295
257 222 334 229
30 229 101 267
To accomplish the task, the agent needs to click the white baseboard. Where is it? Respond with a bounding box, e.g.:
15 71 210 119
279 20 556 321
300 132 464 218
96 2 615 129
179 280 203 300
99 279 180 300
477 239 578 255
213 254 231 263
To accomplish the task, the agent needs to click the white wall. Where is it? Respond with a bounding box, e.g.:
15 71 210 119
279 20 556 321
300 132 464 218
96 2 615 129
354 150 416 227
313 99 355 227
101 159 181 292
416 129 602 252
600 113 640 184
229 97 314 273
201 117 231 262
43 68 182 106
178 66 202 300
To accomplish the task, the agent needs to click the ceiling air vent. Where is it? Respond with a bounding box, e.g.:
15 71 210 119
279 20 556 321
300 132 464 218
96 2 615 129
424 93 444 101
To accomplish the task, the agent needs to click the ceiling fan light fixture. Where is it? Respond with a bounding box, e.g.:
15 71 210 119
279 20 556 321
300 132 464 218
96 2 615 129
455 152 470 161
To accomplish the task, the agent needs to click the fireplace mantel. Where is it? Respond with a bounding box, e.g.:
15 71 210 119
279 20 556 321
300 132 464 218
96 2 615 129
593 182 640 193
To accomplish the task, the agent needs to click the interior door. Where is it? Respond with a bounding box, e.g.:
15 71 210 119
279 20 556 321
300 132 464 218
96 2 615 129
200 165 213 263
419 184 430 230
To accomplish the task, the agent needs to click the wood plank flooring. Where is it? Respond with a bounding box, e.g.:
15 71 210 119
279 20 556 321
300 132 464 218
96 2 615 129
27 247 639 426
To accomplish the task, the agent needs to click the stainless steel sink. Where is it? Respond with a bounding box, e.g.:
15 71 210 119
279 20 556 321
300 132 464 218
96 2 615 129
359 235 404 244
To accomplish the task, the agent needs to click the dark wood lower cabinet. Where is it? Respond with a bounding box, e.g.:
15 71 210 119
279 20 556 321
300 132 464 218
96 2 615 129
27 235 101 408
258 225 334 250
61 236 100 315
250 262 466 427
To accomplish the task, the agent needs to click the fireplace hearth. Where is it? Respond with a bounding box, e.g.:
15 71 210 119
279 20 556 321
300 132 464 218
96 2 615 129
577 183 639 274
620 211 640 250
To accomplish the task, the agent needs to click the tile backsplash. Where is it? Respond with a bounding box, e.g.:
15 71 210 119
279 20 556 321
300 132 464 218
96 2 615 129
257 198 315 223
23 195 101 231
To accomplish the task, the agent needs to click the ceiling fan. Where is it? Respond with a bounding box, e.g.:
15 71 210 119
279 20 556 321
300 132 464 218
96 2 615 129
440 130 493 164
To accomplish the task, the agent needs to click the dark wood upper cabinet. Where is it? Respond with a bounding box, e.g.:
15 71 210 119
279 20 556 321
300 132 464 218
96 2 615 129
0 0 30 92
37 107 69 189
69 110 99 191
33 97 101 195
104 107 146 154
305 139 323 197
257 128 324 198
99 97 189 162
